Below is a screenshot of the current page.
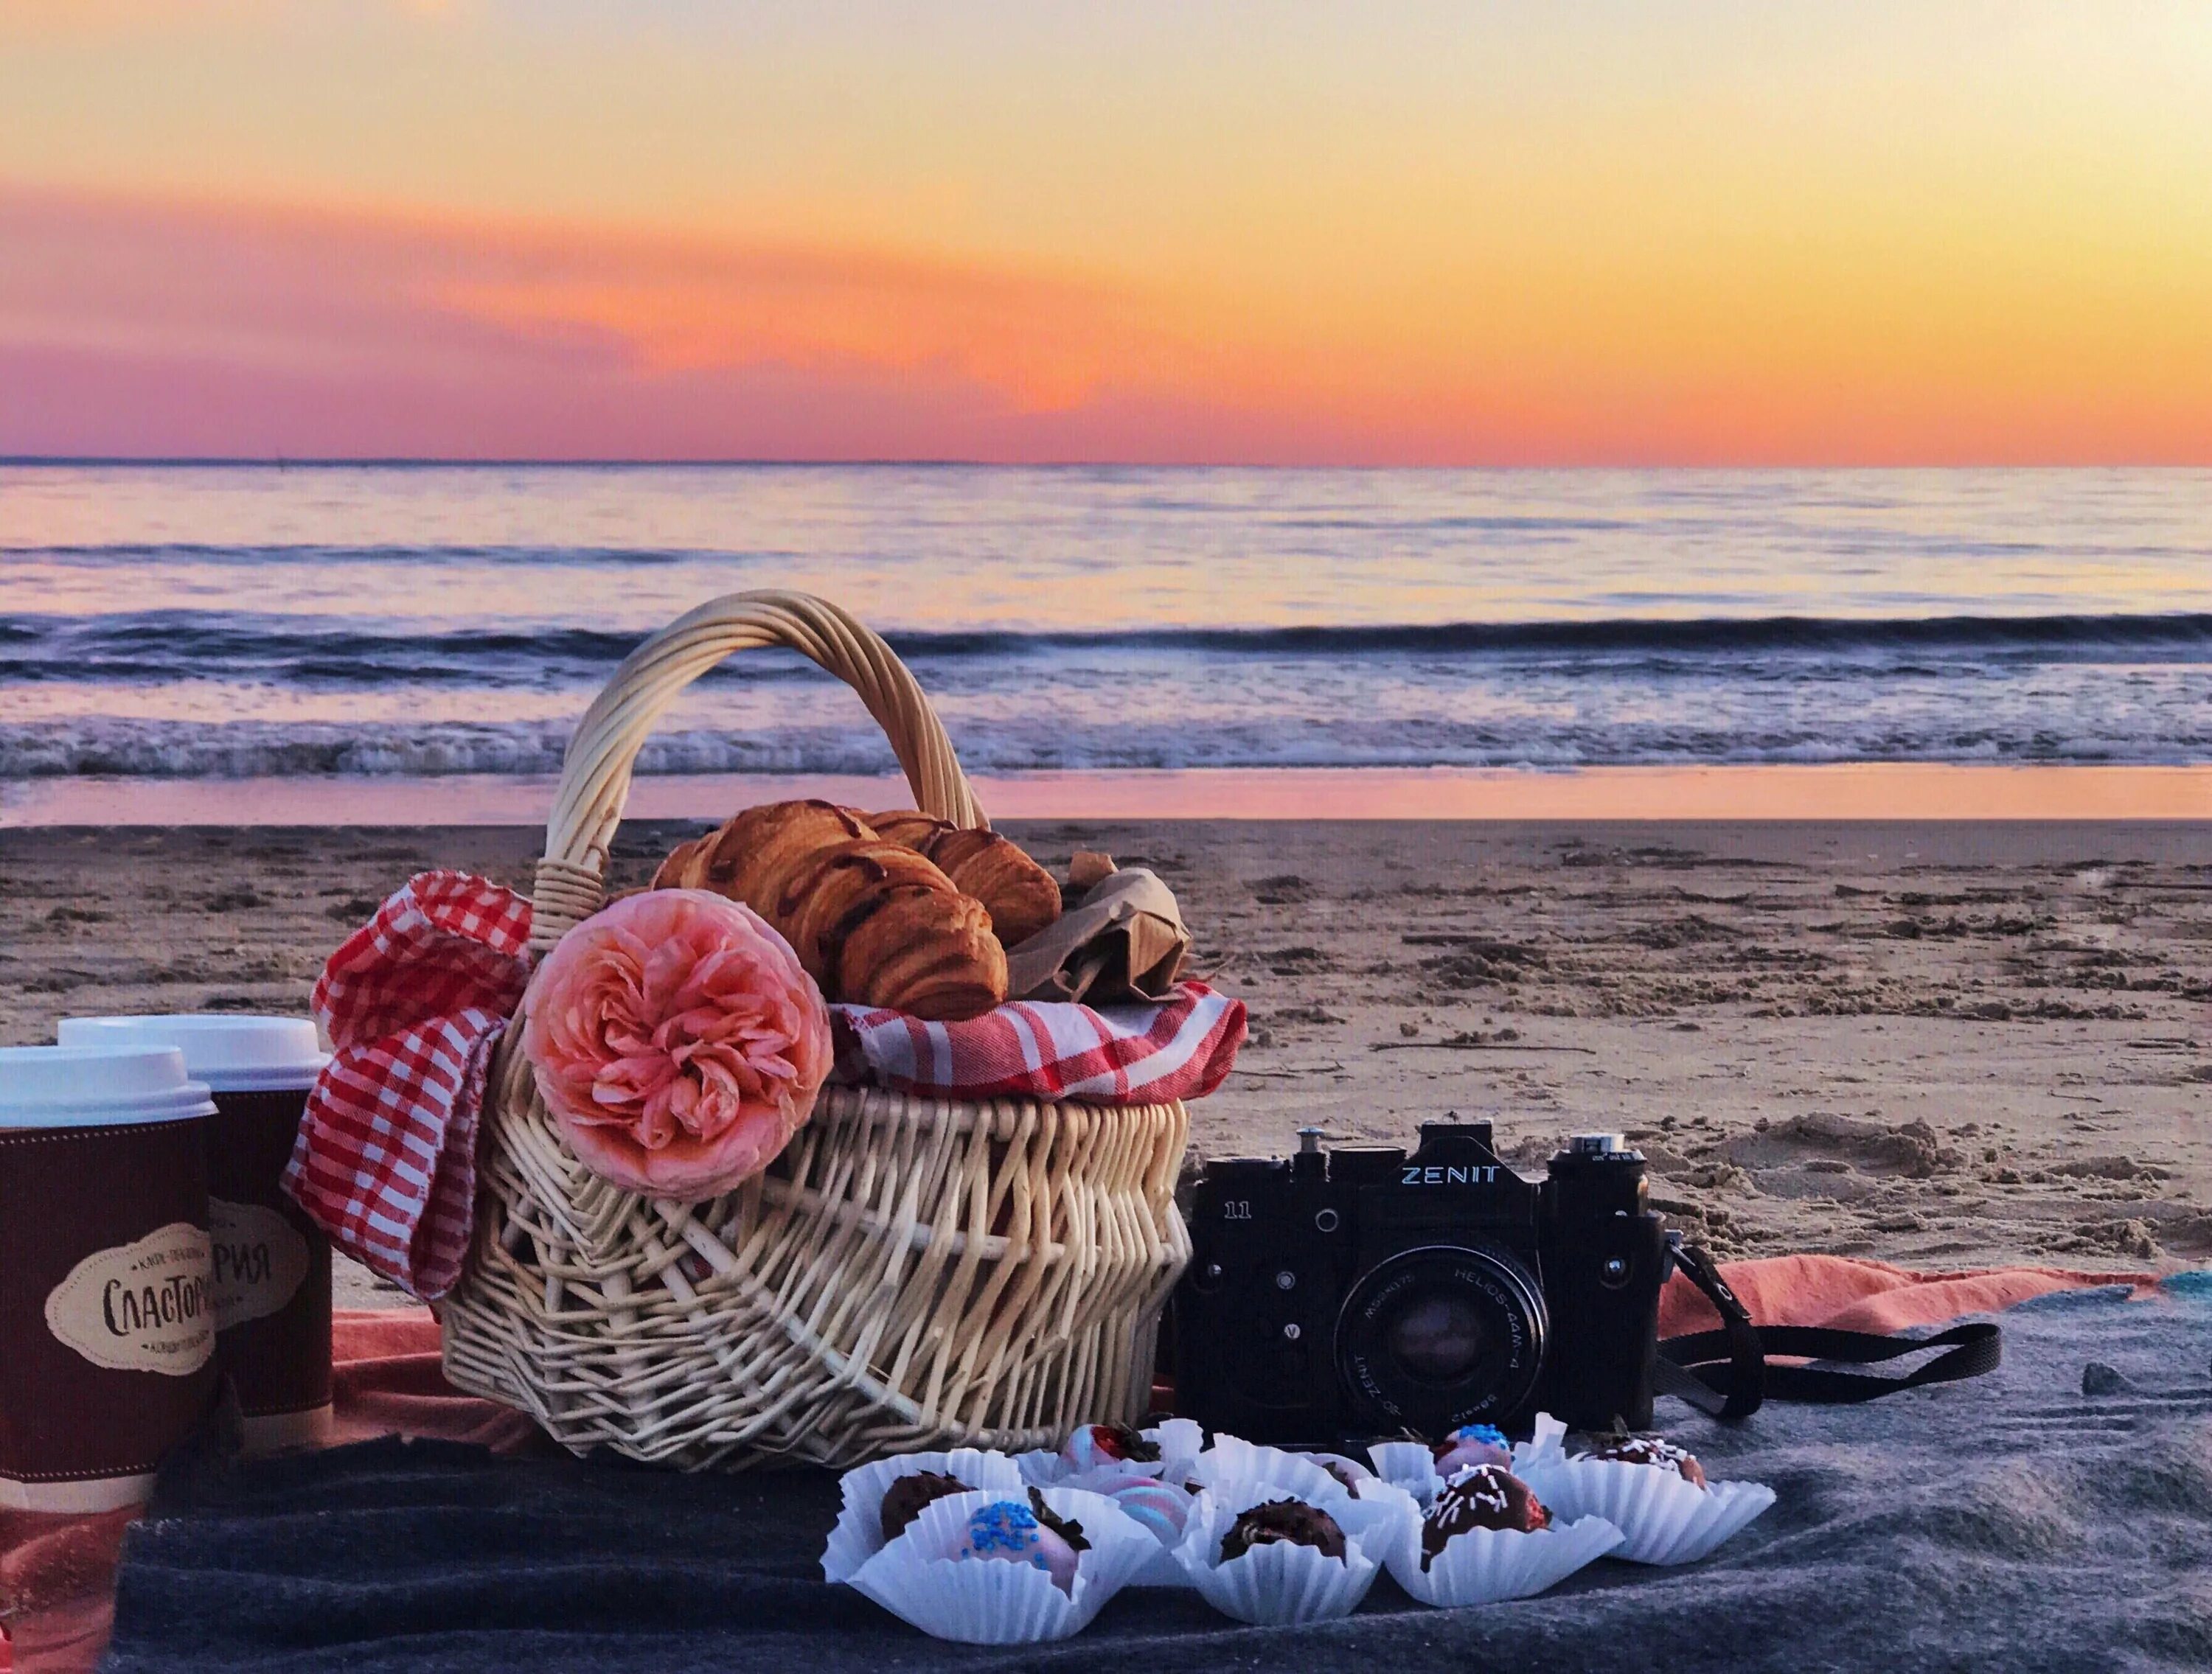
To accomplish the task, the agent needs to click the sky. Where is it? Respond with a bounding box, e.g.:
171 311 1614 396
3 1 2211 464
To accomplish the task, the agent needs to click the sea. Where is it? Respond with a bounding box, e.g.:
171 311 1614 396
4 463 2210 822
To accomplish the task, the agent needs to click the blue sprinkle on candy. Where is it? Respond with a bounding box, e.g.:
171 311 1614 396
964 1502 1047 1568
1450 1424 1509 1447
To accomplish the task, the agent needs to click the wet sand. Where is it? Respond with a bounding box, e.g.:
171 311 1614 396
1 820 2205 1305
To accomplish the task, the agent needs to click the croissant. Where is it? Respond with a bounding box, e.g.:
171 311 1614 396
653 832 712 890
785 840 1007 1019
866 809 952 848
653 800 1008 1020
651 799 874 911
867 810 1063 948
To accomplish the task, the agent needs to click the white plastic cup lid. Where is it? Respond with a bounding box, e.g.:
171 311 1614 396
0 1044 218 1128
57 1014 329 1093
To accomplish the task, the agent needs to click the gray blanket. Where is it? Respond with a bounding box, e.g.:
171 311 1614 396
102 1277 2212 1673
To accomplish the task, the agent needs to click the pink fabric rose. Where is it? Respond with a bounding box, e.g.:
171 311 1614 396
524 888 832 1201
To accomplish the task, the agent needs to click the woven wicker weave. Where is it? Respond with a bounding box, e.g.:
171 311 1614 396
438 591 1192 1468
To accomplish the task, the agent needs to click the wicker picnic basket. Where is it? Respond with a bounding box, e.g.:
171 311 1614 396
437 591 1192 1470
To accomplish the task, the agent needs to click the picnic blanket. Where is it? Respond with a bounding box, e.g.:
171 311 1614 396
9 1257 2197 1674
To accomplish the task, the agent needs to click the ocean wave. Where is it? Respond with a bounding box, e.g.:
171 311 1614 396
4 610 2208 690
6 707 2205 781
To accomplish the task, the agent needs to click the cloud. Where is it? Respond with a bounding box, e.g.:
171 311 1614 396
433 243 1169 416
3 185 2208 463
0 187 1234 457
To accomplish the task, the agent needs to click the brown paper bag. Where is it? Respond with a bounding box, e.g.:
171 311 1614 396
1004 865 1192 1005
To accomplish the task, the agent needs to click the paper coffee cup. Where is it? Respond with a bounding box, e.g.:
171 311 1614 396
58 1016 333 1451
0 1045 218 1512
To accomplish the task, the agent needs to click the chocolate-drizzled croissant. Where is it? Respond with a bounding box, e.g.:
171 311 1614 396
652 799 874 909
785 840 1006 1019
653 800 1007 1020
866 809 952 848
868 811 1063 949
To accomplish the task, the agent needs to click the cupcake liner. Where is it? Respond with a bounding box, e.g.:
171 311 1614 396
1517 1459 1775 1566
1129 1541 1192 1589
821 1447 1028 1583
1188 1437 1348 1503
1346 1476 1425 1524
1303 1451 1380 1493
1015 1447 1069 1487
846 1488 1158 1644
1385 1514 1624 1608
1144 1417 1208 1474
1171 1476 1417 1625
1365 1440 1443 1501
1509 1413 1571 1476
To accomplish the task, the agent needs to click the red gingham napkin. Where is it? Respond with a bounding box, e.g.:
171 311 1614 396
832 983 1245 1103
286 874 1244 1300
285 872 531 1302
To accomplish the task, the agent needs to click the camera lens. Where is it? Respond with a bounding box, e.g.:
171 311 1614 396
1336 1245 1548 1434
1383 1290 1486 1383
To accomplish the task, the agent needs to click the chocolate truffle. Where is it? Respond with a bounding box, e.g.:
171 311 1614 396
1219 1498 1348 1563
1582 1435 1708 1489
954 1500 1084 1594
879 1470 970 1542
1421 1465 1551 1567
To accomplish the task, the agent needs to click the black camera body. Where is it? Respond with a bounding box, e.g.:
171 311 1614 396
1172 1120 1673 1445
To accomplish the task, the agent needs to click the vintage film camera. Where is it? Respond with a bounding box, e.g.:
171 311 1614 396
1171 1119 1674 1443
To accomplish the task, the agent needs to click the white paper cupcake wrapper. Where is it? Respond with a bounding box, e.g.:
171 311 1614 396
1189 1437 1351 1502
821 1448 1028 1583
1144 1417 1208 1474
1015 1447 1070 1487
846 1488 1158 1644
1366 1440 1443 1502
1303 1451 1380 1492
1130 1540 1191 1588
1518 1459 1775 1566
1509 1413 1571 1476
1385 1514 1623 1608
1171 1477 1416 1625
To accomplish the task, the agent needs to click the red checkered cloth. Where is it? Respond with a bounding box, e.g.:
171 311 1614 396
284 872 532 1302
831 983 1245 1103
285 873 1245 1300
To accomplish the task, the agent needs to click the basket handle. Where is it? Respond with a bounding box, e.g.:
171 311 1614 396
530 590 985 951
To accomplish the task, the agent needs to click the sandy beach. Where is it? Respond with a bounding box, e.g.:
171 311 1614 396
3 819 2205 1305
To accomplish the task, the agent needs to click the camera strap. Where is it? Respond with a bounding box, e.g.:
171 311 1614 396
1655 1242 2003 1420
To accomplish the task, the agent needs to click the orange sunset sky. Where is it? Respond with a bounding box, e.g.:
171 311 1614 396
4 2 2211 464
